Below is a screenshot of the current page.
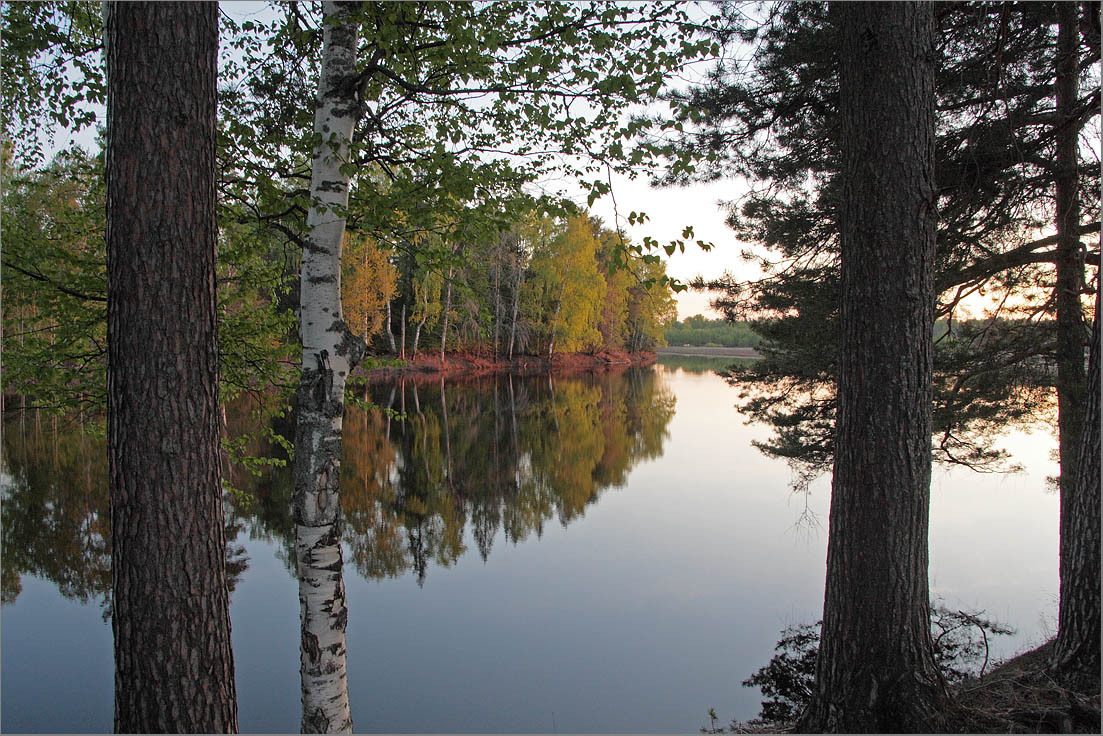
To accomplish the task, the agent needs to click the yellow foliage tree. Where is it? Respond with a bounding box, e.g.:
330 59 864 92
341 232 398 342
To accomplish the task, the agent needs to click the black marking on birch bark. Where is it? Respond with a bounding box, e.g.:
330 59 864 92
302 238 330 255
312 351 333 408
330 319 367 368
308 274 337 284
331 103 359 118
335 605 347 632
314 522 342 548
292 364 344 526
302 629 322 665
316 180 346 193
304 707 330 734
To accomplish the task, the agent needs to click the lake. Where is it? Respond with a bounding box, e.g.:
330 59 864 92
1 360 1060 733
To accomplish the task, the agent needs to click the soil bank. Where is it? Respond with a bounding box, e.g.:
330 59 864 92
356 348 656 384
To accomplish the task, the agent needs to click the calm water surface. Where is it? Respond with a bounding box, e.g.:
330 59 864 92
1 362 1059 733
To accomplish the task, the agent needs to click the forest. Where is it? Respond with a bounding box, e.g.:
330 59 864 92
664 315 762 347
2 148 678 397
0 1 1099 734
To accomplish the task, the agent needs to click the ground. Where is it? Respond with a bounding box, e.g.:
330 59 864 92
655 345 762 359
357 348 656 384
952 640 1101 733
723 640 1101 734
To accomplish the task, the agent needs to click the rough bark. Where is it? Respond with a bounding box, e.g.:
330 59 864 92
293 2 364 732
1054 0 1089 634
797 3 948 732
105 2 237 732
1051 281 1101 690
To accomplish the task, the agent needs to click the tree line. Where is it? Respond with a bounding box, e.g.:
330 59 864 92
664 315 762 348
347 211 676 360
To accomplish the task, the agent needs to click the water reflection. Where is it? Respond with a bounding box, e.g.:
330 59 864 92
296 520 353 733
1 422 110 610
352 369 675 582
230 367 676 584
1 418 250 612
1 367 675 731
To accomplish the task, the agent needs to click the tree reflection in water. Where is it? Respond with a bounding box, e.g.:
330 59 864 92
336 367 676 584
1 366 675 725
0 418 248 613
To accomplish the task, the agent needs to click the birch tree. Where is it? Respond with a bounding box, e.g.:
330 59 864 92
246 4 711 727
292 2 364 732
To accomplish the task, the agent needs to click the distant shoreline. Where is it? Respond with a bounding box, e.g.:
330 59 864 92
358 349 657 383
656 345 762 359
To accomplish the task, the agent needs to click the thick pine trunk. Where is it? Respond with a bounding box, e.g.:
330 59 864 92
1053 3 1089 650
798 4 947 732
293 2 364 732
1051 281 1101 689
105 2 238 732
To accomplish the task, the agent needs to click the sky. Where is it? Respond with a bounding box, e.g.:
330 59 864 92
587 173 751 320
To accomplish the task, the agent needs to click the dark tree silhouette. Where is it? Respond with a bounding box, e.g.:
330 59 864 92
1051 280 1101 689
797 3 948 732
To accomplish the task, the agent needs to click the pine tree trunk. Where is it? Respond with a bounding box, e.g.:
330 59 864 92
104 3 237 732
1051 281 1101 689
1053 0 1088 629
293 3 364 732
798 4 947 732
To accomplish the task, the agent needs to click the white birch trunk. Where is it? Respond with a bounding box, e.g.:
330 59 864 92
508 264 523 360
400 302 407 360
296 522 352 734
293 3 363 733
384 300 396 353
440 265 454 364
493 238 503 358
548 261 571 357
